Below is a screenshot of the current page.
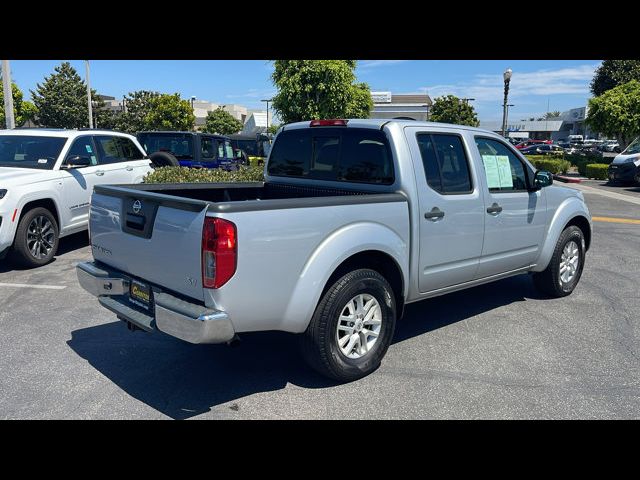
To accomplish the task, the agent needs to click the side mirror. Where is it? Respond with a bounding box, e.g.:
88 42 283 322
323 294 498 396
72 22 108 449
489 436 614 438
533 170 553 189
63 155 92 169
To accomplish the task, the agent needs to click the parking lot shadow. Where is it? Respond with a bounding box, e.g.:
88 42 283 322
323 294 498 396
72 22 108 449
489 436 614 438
67 274 542 419
0 231 89 273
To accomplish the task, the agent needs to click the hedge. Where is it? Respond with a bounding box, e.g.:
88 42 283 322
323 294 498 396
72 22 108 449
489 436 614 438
528 158 571 174
144 165 265 184
585 164 609 180
566 153 611 176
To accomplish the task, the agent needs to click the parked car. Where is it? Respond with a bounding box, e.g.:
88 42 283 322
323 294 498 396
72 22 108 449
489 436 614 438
608 136 640 185
520 144 565 156
77 119 592 382
136 131 240 170
515 139 552 149
0 129 152 267
228 133 272 166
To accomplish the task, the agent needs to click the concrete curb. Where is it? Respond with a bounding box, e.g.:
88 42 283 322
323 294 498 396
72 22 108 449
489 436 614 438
554 175 583 184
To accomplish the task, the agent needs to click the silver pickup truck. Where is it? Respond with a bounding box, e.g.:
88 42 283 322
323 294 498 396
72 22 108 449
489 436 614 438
77 119 592 381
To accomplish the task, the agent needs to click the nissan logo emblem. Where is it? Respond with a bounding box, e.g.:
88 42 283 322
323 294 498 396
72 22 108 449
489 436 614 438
133 200 142 214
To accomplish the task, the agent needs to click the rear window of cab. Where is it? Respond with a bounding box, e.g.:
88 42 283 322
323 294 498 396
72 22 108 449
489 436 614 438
267 128 394 185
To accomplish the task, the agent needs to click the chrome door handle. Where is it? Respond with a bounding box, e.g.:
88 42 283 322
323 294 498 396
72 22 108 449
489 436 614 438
486 202 503 215
424 207 445 221
95 170 105 176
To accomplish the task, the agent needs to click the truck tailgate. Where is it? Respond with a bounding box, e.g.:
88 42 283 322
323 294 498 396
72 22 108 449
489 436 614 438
89 185 208 302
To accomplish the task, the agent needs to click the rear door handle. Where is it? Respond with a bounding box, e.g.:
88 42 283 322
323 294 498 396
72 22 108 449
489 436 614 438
486 203 503 215
95 170 105 176
424 207 445 221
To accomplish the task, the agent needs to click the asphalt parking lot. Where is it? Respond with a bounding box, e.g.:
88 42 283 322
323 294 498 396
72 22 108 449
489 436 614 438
1 182 639 419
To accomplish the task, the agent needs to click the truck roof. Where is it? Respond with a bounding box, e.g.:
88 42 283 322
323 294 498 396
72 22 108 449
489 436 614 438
281 118 499 136
137 131 230 139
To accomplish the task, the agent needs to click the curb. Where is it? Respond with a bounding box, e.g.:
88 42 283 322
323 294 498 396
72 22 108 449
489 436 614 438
553 175 583 184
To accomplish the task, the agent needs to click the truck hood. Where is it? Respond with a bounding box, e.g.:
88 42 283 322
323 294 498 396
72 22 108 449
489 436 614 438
611 153 640 165
0 167 57 187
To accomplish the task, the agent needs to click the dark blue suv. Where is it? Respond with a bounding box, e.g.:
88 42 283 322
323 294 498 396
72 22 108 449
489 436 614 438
137 131 239 170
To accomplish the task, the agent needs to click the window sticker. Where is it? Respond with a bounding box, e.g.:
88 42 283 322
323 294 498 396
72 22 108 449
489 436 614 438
90 155 97 165
38 158 49 164
496 155 513 188
85 144 93 153
481 154 501 189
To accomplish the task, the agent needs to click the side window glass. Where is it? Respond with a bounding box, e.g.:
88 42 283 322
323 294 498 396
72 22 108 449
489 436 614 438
202 137 216 159
65 137 98 166
117 137 144 160
475 137 528 192
224 140 234 159
416 133 472 194
218 141 225 159
95 136 123 164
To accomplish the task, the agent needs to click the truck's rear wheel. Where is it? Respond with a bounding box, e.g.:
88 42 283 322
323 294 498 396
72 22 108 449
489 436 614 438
300 268 396 382
12 207 59 268
533 225 585 297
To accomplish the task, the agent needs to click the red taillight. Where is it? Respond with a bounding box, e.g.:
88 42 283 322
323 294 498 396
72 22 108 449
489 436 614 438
202 217 237 289
309 119 348 127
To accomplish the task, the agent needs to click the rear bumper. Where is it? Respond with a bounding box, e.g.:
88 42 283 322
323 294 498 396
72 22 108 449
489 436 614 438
76 261 235 344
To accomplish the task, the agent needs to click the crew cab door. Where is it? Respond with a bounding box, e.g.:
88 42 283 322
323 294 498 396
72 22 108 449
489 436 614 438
406 127 485 293
59 135 102 227
471 136 547 278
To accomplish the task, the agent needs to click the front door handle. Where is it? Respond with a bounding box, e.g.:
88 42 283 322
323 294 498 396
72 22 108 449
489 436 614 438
424 207 445 221
126 166 134 171
486 202 503 215
95 170 105 176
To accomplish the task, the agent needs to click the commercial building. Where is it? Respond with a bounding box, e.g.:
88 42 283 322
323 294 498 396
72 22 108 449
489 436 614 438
369 92 433 121
479 105 599 142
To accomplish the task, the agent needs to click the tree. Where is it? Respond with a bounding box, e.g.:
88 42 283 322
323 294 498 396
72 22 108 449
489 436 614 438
543 111 561 119
144 93 195 131
590 60 640 97
0 79 38 127
586 80 640 149
267 124 280 135
202 107 243 135
113 90 195 133
429 95 479 127
30 62 101 128
271 60 373 123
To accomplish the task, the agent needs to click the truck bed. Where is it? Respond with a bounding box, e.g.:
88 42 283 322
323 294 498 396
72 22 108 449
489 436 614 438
93 181 404 213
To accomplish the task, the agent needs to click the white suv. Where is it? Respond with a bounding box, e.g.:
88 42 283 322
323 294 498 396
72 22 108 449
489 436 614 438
0 129 152 267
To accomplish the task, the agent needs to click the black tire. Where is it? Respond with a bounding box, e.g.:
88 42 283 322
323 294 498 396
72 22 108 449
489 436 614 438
533 225 585 298
300 268 397 382
149 151 180 167
11 207 59 268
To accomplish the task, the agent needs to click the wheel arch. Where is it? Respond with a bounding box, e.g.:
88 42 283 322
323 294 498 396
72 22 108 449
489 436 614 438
18 198 61 229
321 250 406 320
565 215 591 251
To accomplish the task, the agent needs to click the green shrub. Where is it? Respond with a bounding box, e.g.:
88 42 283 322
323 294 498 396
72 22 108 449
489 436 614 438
525 154 565 163
529 158 571 174
566 153 612 176
585 163 609 180
144 165 264 184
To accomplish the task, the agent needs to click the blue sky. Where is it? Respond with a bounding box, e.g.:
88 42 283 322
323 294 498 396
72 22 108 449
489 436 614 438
8 60 600 122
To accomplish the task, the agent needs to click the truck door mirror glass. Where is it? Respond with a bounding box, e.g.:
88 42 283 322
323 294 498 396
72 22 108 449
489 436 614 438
534 170 553 189
63 155 92 168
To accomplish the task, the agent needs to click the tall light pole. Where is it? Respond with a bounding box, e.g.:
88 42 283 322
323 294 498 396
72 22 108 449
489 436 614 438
191 96 196 131
505 104 514 138
261 98 272 134
2 60 16 129
461 97 475 104
501 68 512 138
85 60 93 128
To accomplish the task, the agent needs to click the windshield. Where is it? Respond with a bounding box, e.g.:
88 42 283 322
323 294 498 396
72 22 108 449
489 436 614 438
0 135 67 170
137 133 194 159
623 137 640 155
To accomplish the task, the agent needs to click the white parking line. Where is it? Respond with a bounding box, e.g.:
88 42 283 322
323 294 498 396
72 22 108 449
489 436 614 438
0 283 67 290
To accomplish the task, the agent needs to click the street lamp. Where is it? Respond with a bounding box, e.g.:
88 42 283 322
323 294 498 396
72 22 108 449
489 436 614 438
504 104 514 138
462 98 475 104
191 96 196 131
501 68 512 137
261 98 272 134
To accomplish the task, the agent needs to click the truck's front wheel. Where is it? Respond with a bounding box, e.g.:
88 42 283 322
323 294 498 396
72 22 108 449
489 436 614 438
300 269 396 382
